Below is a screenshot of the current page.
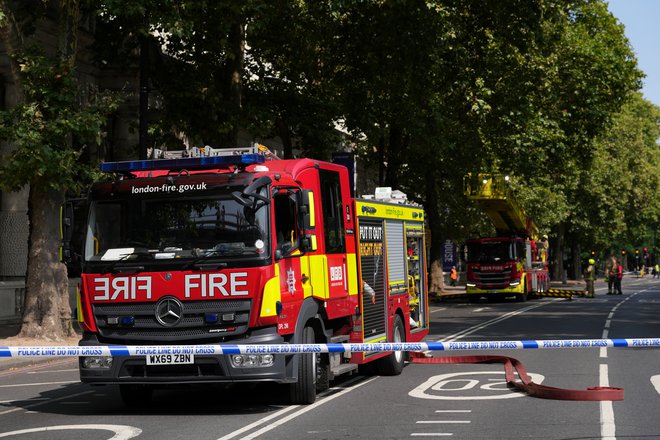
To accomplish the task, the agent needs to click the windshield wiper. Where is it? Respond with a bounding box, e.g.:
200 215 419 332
182 244 249 270
183 255 229 271
100 249 151 274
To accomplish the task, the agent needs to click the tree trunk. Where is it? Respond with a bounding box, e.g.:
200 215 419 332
551 223 565 283
384 123 403 189
18 185 73 340
425 168 444 294
571 239 581 280
377 133 385 186
228 19 245 147
276 117 293 159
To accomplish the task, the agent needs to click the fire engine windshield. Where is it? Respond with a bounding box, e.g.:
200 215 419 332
84 192 269 262
466 241 515 263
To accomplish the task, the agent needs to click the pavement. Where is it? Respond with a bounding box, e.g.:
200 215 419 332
0 327 82 372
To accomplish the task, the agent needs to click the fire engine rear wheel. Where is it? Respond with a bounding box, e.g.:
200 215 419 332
119 384 153 407
288 325 317 404
316 352 330 393
376 314 405 376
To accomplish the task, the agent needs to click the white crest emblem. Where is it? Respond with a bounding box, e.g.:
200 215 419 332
287 268 297 295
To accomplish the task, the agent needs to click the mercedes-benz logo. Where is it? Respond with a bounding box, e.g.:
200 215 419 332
155 296 184 327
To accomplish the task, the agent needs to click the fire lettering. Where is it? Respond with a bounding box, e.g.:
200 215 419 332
93 276 151 300
184 273 249 298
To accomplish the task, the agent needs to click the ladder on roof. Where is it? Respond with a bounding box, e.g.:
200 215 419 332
151 143 280 160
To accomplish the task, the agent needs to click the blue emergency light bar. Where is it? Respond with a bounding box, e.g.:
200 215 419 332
100 154 265 173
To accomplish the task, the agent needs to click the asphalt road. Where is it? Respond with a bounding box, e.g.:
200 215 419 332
0 276 659 439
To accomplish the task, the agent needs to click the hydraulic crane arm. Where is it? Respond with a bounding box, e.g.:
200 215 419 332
463 174 538 239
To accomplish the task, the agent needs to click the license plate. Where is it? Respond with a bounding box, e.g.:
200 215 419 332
146 354 194 365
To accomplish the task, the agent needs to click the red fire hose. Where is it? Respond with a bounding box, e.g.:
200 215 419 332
409 352 624 401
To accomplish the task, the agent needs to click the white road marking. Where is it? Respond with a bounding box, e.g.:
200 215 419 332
0 391 93 416
0 381 77 388
218 376 378 440
430 308 447 314
651 375 660 395
416 421 470 424
0 424 142 439
27 368 77 374
435 410 471 413
598 290 643 439
215 405 300 440
439 302 551 342
0 398 47 404
409 371 543 400
410 434 453 437
600 364 616 440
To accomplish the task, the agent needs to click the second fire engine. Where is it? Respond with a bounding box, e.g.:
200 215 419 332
463 174 549 302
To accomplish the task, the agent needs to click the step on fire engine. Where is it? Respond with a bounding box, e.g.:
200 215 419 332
463 174 549 302
76 145 429 405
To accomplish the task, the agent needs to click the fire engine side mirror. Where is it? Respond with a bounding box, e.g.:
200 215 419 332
297 190 316 253
299 190 313 230
275 241 297 261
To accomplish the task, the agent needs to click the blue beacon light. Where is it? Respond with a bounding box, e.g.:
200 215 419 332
100 153 265 173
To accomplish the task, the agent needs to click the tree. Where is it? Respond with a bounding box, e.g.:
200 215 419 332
535 1 642 278
0 1 117 339
583 93 660 251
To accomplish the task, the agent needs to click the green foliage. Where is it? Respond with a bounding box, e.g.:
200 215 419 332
582 93 660 248
0 51 119 193
5 0 654 265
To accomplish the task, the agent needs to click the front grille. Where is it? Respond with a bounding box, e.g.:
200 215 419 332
472 269 511 288
93 299 251 342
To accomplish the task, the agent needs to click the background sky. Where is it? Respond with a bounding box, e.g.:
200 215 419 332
608 0 660 107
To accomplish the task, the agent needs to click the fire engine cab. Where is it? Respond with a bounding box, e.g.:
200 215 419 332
76 145 429 405
463 174 549 302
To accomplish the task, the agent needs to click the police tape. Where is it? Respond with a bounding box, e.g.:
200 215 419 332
2 337 660 358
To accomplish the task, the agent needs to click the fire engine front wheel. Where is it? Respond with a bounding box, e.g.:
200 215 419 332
288 325 317 404
376 314 405 376
516 283 528 302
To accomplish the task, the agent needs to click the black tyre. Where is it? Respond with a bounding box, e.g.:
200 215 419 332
376 315 405 376
288 325 317 404
119 384 153 407
316 352 330 393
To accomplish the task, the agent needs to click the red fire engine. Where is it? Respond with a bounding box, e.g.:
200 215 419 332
76 145 429 404
463 174 549 302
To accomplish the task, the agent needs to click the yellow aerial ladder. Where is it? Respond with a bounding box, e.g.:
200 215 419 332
463 174 538 239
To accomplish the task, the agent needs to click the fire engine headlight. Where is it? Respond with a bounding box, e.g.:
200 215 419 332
466 283 476 287
509 280 521 286
81 356 113 369
230 354 274 368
